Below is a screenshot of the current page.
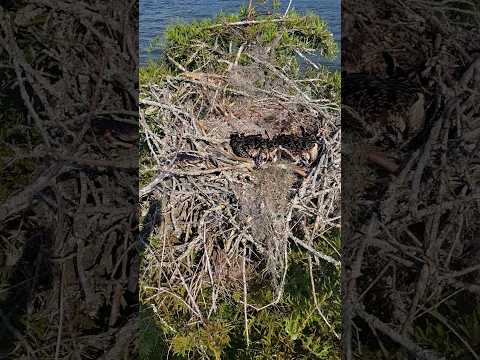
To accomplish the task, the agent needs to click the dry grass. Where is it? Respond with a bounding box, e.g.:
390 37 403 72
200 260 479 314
342 0 480 358
0 1 138 358
139 23 341 351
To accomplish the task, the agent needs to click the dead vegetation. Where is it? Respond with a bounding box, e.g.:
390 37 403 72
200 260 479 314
342 0 480 359
139 9 341 358
0 1 138 358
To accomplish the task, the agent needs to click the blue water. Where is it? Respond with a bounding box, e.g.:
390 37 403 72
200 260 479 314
140 0 340 68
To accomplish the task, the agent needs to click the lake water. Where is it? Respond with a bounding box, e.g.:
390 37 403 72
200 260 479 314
140 0 340 69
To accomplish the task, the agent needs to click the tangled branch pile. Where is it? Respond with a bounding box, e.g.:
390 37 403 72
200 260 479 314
140 9 341 359
343 0 480 358
1 1 138 358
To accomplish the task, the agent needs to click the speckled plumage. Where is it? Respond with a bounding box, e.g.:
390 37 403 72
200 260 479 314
343 72 425 147
230 132 322 168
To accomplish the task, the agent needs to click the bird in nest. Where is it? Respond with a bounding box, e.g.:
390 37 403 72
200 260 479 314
342 52 426 150
273 132 321 166
230 133 275 168
229 131 322 169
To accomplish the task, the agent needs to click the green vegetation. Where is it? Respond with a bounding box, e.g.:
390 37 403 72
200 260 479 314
0 85 39 203
414 304 480 358
140 3 340 359
140 233 341 359
141 7 338 85
358 304 480 359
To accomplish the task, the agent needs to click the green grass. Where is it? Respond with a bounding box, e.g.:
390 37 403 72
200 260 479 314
139 6 341 359
140 231 341 360
142 8 337 79
0 97 40 203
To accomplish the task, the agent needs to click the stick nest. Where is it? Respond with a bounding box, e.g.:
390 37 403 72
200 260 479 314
342 0 480 358
139 17 341 338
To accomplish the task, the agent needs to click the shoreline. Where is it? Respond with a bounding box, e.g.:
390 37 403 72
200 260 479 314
139 8 341 359
140 0 340 66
